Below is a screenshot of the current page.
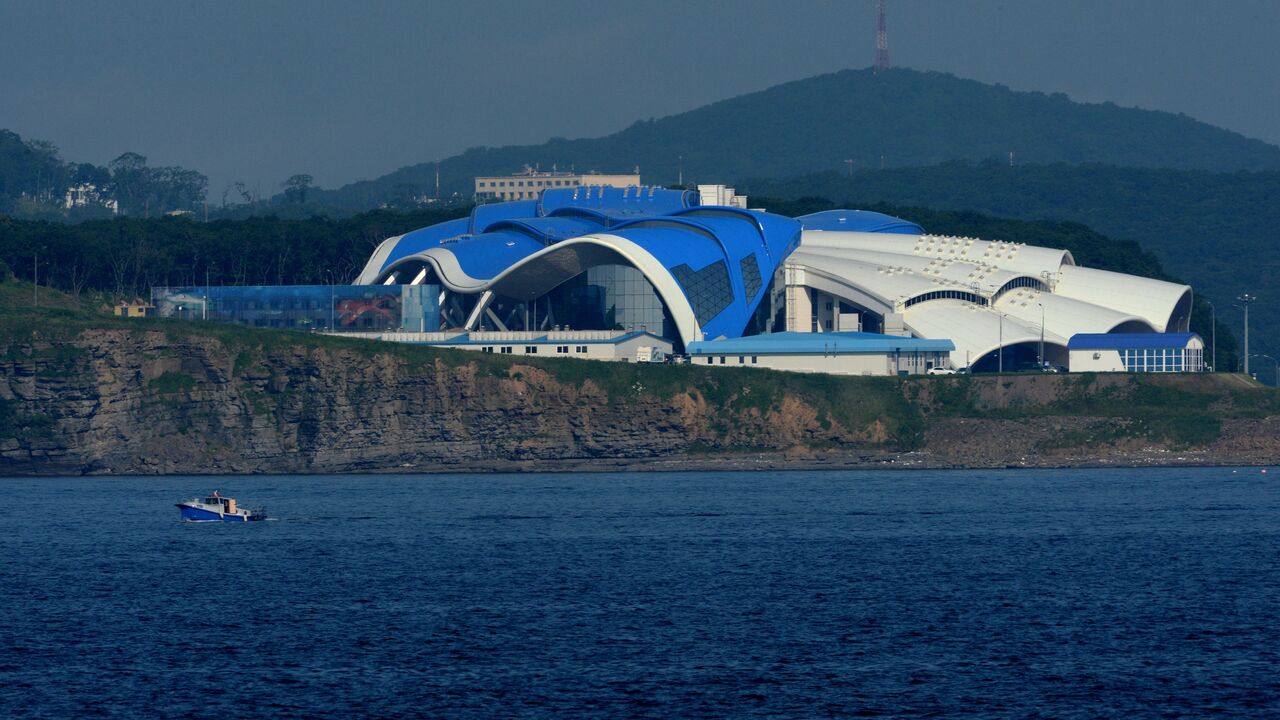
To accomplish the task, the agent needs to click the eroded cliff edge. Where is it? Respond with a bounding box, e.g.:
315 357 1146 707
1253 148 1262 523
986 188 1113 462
2 322 1278 476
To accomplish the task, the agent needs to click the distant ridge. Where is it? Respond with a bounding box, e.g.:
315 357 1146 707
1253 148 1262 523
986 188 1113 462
319 67 1280 209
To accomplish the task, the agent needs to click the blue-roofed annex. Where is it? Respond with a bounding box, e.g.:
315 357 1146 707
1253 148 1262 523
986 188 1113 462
356 184 1195 368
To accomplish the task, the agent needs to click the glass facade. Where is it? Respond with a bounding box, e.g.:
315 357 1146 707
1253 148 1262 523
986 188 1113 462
739 254 763 301
1119 346 1203 372
669 261 733 326
544 265 676 339
151 285 440 333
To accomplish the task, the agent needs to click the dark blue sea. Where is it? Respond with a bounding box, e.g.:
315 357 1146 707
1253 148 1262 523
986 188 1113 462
2 468 1279 718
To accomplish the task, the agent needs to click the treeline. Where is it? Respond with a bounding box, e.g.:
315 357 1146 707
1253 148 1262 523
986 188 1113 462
0 199 1238 370
0 129 208 220
0 207 468 297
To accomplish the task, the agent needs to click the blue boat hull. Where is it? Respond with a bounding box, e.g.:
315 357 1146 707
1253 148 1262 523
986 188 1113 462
177 504 253 522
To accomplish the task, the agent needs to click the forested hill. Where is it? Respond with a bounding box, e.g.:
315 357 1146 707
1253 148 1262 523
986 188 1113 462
318 67 1280 210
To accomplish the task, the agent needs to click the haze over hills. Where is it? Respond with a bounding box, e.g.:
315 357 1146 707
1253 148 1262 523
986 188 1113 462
317 67 1280 209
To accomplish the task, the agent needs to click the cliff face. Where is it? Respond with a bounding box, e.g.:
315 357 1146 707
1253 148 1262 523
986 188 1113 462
2 327 1278 476
0 328 890 475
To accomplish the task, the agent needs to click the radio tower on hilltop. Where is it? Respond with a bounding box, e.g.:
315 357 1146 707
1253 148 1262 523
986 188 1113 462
874 0 890 73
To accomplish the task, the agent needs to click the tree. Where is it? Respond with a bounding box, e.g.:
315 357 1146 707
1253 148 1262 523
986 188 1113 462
108 152 149 215
282 174 314 204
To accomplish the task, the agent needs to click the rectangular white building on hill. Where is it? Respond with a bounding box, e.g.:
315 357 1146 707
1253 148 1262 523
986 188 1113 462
686 332 953 376
475 170 641 202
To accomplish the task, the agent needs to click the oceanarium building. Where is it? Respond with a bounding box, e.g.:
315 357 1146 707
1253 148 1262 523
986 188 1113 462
354 184 1192 371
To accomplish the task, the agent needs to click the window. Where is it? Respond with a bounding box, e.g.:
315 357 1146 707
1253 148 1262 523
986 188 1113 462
483 346 493 353
739 254 763 300
524 346 538 354
739 355 745 364
751 356 758 364
719 356 726 364
501 346 512 354
706 357 713 364
670 260 734 325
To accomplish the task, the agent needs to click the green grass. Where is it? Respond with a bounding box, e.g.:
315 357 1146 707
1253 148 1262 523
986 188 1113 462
148 371 198 395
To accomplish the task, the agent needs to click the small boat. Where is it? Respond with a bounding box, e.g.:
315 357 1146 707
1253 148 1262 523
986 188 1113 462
176 491 266 522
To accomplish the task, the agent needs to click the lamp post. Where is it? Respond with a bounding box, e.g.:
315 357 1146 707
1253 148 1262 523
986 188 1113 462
1255 354 1278 387
324 270 335 332
1037 302 1045 370
997 309 1004 374
1203 298 1216 372
1239 293 1256 375
32 250 38 307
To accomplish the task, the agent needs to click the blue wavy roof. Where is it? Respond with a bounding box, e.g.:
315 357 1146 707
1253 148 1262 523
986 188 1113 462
375 190 922 341
797 210 923 235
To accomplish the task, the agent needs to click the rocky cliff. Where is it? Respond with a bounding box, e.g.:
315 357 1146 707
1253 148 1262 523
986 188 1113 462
3 316 1278 475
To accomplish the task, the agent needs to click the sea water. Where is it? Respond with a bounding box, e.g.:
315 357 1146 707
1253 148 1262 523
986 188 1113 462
1 468 1277 718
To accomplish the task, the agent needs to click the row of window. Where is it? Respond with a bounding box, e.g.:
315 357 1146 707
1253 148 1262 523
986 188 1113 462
479 345 591 355
477 179 582 188
1120 347 1203 372
704 355 760 365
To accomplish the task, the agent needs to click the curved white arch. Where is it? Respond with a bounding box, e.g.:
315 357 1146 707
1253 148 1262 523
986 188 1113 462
374 233 704 344
800 230 1074 278
355 234 406 285
1054 265 1191 332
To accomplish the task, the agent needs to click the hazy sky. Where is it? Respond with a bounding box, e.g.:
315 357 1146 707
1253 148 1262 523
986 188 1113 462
2 0 1277 195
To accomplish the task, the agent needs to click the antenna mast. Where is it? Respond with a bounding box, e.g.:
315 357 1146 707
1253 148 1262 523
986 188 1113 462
875 0 890 73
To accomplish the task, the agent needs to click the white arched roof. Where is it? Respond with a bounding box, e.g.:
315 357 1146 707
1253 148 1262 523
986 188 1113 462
1054 266 1191 332
789 226 1191 367
355 234 406 285
902 300 1067 368
994 288 1155 340
800 230 1074 278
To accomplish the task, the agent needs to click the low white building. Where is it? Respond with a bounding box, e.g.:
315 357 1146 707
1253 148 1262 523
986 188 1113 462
331 329 672 363
686 331 953 376
475 170 641 202
1067 333 1205 373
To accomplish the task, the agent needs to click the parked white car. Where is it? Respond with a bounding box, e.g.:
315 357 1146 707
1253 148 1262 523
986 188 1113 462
926 366 957 375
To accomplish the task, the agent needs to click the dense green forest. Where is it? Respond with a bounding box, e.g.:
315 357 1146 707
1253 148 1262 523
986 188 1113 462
0 207 467 296
0 202 1238 373
0 130 208 220
741 162 1272 375
315 67 1280 211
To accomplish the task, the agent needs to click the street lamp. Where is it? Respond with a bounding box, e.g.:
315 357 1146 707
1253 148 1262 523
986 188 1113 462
1202 298 1216 372
997 308 1004 374
323 269 336 332
1037 302 1045 369
1254 354 1278 387
1239 293 1256 375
